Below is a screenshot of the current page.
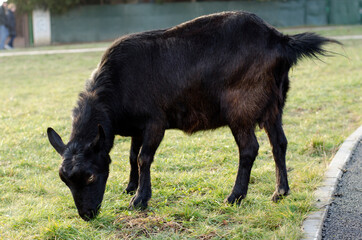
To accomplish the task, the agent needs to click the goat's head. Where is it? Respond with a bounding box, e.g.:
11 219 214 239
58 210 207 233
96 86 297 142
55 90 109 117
47 125 111 221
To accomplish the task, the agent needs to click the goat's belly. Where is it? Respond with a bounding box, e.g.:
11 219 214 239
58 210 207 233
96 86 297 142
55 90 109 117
165 100 226 134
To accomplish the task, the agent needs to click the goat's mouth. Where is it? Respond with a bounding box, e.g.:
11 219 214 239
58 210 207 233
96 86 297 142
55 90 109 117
79 206 101 221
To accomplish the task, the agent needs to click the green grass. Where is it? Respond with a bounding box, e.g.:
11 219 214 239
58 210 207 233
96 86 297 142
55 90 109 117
0 33 361 239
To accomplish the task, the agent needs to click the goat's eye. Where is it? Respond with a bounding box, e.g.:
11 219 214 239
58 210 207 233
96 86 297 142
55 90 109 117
86 174 96 185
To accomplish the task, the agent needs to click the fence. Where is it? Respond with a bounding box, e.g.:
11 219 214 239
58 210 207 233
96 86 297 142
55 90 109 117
47 0 361 44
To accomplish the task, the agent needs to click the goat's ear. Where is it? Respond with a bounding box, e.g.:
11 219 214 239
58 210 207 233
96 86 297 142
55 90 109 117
90 124 106 152
47 128 66 155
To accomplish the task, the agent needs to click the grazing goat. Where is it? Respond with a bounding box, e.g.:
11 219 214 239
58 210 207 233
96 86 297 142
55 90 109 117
47 11 338 221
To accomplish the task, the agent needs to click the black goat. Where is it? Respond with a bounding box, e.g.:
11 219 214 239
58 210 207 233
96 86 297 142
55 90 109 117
47 11 338 221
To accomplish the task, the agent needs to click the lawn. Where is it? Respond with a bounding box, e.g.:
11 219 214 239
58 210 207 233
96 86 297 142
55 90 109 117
0 33 361 239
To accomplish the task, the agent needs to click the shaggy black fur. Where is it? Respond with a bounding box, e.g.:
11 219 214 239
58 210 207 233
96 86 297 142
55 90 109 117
47 11 339 221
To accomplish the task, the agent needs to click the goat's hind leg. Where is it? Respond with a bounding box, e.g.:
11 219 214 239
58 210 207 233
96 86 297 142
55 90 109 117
265 116 290 202
226 127 259 205
124 136 143 194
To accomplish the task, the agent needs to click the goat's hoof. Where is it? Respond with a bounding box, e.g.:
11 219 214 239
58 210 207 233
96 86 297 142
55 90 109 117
124 185 138 195
129 194 149 210
271 189 290 202
224 193 245 205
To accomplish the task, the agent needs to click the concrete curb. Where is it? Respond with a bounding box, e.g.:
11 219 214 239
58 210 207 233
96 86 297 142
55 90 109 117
301 125 362 240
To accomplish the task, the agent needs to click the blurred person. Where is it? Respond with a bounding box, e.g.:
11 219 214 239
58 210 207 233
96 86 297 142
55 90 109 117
5 3 15 49
0 0 8 50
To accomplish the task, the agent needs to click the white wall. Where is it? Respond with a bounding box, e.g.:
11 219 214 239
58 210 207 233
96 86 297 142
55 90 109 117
32 9 51 46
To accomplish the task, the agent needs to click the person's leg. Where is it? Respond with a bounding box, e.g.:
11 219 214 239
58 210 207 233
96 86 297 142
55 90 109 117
8 35 15 48
0 25 9 49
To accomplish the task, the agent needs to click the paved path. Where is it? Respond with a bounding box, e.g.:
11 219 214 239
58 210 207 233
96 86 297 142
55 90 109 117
0 47 106 57
331 35 362 40
322 140 362 239
302 126 362 240
0 35 361 58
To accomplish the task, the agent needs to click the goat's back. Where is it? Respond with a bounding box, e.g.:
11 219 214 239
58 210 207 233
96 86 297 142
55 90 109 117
90 11 334 135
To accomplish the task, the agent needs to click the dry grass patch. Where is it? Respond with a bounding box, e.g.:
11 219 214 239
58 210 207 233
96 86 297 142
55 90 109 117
114 212 188 239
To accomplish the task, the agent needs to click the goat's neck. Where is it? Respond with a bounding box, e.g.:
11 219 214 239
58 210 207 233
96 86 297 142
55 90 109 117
70 105 115 153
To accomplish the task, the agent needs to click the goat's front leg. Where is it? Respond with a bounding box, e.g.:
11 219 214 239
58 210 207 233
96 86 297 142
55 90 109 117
129 122 165 209
124 136 143 194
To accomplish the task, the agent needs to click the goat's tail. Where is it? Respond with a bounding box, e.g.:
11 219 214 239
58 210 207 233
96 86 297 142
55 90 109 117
283 32 341 66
